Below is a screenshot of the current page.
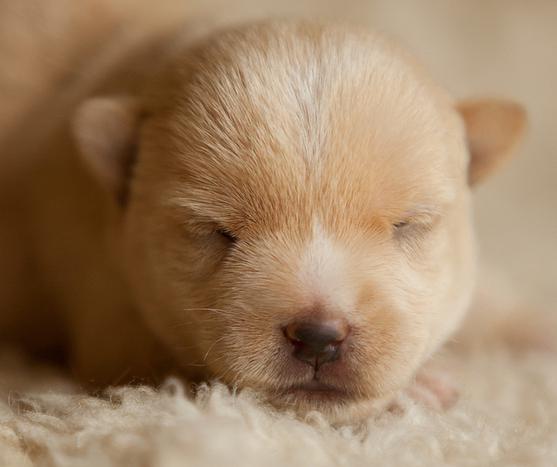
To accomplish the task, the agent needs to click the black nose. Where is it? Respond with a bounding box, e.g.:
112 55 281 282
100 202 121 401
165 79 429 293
284 319 350 369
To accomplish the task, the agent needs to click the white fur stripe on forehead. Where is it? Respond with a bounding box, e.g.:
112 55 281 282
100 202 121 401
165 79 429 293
297 220 354 312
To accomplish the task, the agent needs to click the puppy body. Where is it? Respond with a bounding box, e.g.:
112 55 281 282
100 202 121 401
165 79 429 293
0 19 525 420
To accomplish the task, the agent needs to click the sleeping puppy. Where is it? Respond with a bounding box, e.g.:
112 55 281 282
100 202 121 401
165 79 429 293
0 20 526 422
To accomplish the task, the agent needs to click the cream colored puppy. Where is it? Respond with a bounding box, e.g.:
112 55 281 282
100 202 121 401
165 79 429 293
0 20 525 421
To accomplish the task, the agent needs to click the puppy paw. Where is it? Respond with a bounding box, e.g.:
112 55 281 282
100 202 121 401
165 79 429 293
405 369 459 410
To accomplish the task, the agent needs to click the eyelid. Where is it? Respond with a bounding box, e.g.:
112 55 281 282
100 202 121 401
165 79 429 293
216 226 238 243
392 211 442 239
399 206 443 226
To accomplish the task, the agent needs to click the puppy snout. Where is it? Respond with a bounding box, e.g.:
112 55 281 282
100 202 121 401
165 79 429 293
283 319 350 369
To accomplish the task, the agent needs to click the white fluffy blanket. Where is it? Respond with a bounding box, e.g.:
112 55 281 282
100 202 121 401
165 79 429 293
1 346 556 467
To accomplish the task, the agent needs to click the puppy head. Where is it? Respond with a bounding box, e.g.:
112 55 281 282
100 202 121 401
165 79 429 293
74 21 526 417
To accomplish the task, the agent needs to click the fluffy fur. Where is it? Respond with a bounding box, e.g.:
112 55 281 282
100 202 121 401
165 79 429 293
0 0 554 464
0 9 528 423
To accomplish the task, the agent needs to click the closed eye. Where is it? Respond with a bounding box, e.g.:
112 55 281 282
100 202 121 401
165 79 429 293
392 205 442 234
216 228 238 244
393 220 410 230
393 207 441 234
392 214 439 244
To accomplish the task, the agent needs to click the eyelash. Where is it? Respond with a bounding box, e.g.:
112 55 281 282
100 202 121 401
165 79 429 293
392 218 436 243
393 220 410 230
216 228 238 244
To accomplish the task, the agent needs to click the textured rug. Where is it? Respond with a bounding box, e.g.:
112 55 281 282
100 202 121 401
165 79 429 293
1 344 556 467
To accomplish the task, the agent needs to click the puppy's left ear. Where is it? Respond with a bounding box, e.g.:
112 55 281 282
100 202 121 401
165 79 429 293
458 99 527 186
72 96 144 204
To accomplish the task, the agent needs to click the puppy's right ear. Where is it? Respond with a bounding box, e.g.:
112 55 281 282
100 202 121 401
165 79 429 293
73 96 144 204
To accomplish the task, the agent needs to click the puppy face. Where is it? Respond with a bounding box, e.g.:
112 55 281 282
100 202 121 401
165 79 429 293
74 21 525 416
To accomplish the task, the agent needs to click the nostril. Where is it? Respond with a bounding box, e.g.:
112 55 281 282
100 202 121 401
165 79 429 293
284 319 349 345
283 319 350 367
284 322 303 345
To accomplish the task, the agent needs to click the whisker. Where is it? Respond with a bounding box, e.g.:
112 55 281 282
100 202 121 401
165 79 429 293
213 365 236 384
202 336 227 362
207 354 226 365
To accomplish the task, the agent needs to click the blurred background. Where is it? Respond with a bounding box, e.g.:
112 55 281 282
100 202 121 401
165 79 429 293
1 0 555 308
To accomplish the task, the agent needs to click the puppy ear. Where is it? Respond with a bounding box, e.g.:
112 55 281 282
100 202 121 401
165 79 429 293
73 96 143 203
457 99 527 185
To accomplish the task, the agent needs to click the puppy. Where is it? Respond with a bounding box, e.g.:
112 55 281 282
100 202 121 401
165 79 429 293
0 20 526 422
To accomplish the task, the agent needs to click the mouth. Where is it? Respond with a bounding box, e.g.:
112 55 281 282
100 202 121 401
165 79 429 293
276 379 355 404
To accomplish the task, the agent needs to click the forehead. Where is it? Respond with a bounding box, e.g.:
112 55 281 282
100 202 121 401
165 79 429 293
155 23 461 230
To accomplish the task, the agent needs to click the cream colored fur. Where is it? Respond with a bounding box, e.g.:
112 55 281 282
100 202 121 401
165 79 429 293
2 0 540 432
0 1 530 424
0 0 555 465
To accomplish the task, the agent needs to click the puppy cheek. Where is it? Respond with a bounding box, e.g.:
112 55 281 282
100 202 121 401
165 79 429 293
353 304 430 397
204 323 287 389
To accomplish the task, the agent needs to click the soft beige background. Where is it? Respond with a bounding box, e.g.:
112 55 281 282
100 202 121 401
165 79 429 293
188 0 557 308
